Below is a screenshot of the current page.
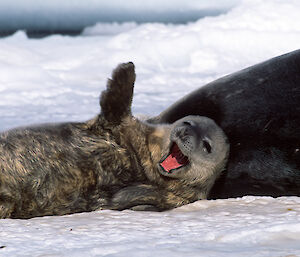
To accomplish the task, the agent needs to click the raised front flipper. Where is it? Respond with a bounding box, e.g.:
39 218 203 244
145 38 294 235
100 62 136 124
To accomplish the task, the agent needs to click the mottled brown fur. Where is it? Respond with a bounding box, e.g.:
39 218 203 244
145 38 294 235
0 62 229 219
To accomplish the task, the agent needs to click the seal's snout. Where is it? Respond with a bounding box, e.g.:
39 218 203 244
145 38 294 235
173 126 191 140
172 119 196 140
171 116 217 157
171 120 200 155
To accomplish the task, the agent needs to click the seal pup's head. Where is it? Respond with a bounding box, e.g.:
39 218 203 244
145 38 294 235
157 115 229 195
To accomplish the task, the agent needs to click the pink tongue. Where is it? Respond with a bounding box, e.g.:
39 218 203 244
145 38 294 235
160 144 189 173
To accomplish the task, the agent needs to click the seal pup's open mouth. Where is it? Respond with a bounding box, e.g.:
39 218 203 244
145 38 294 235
159 143 189 174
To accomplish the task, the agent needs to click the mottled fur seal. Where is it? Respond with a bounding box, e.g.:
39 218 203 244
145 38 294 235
149 49 300 198
0 62 229 219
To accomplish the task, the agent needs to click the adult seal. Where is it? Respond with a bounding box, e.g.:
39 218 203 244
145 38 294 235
149 49 300 199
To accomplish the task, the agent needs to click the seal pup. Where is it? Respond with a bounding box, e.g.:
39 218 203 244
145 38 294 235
0 62 229 218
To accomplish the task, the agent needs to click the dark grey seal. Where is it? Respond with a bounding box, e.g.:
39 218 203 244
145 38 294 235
149 49 300 198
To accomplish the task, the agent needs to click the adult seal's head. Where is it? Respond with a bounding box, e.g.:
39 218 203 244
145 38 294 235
158 115 229 188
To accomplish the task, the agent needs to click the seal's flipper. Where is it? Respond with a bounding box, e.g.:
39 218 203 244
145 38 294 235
100 62 136 124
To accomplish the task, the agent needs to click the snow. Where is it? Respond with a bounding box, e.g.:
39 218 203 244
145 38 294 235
1 197 300 256
0 0 300 256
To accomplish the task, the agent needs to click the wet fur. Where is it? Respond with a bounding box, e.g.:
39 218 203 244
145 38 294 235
0 63 228 219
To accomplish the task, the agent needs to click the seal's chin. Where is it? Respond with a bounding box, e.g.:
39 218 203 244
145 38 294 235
159 143 190 174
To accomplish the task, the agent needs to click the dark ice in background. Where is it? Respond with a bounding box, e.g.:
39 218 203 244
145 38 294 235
0 0 239 37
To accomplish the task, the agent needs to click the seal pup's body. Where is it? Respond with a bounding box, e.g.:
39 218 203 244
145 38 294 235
0 63 229 219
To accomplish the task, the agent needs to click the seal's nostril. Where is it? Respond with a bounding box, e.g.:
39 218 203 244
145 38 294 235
176 130 186 139
203 139 212 154
183 120 195 126
183 121 192 126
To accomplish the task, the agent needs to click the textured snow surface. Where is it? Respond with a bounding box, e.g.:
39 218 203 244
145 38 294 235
0 0 300 256
1 197 300 256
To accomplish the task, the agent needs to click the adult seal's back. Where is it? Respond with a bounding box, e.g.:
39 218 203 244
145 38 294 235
149 49 300 199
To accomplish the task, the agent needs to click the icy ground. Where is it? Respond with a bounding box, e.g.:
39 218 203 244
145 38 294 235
1 197 300 257
0 0 300 256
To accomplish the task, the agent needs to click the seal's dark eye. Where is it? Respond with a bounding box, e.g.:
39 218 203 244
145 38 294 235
203 139 212 153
